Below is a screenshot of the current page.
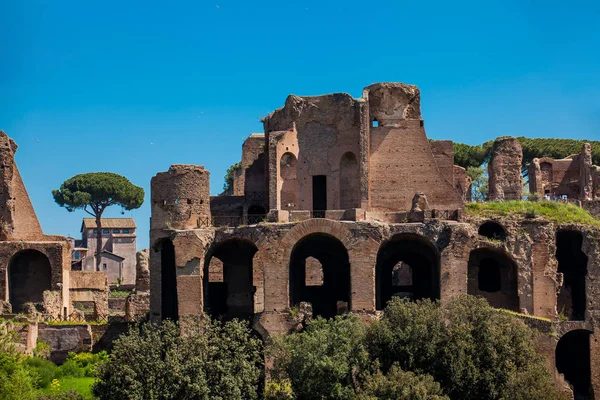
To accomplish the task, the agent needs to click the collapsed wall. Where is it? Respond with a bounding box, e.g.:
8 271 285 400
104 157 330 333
488 137 523 201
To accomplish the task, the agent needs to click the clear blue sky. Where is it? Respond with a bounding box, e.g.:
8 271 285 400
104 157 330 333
1 0 599 250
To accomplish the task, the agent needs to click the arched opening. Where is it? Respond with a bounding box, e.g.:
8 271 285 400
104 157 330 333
556 231 588 321
467 248 519 311
204 239 257 321
247 204 267 224
339 152 360 209
8 250 52 313
157 239 178 321
478 221 506 241
376 235 439 310
280 152 298 211
556 330 593 398
290 233 350 318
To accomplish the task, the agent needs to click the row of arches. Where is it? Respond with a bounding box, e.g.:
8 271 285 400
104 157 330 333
156 233 524 321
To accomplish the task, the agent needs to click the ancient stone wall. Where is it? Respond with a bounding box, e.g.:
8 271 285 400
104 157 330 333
488 137 523 201
151 165 211 231
365 83 463 212
453 165 472 202
528 144 599 200
264 93 364 212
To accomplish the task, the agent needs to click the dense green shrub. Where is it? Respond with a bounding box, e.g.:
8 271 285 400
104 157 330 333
0 333 39 400
353 365 449 400
269 315 369 400
23 356 60 388
366 296 565 400
93 319 263 400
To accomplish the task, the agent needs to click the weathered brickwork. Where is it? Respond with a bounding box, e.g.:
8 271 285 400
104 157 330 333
488 137 523 201
0 131 72 315
529 143 600 201
148 83 600 398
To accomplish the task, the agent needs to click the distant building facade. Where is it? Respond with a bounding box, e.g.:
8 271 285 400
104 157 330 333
72 218 137 285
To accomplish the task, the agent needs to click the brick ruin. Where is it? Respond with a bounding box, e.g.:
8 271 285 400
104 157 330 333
529 142 600 201
149 83 600 398
0 131 71 316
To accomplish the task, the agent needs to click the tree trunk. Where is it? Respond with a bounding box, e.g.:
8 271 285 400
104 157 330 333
96 215 103 271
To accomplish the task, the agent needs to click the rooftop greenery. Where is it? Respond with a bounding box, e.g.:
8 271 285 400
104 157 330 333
465 201 600 228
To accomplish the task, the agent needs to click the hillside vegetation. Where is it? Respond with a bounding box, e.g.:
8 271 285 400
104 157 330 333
466 201 600 228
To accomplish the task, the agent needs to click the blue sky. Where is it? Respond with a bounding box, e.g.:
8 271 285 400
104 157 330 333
1 0 599 249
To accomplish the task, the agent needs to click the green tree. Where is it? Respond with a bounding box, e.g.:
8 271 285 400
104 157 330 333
354 365 449 400
268 315 369 400
53 173 144 270
466 166 488 202
223 162 242 193
0 326 38 400
93 319 263 400
366 296 565 400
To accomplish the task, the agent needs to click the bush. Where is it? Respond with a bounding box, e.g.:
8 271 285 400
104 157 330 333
268 315 369 400
0 352 39 400
354 364 449 400
366 296 565 400
23 356 59 388
36 388 85 400
93 319 263 400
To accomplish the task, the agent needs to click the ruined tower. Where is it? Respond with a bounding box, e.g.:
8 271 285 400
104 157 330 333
150 164 211 232
488 137 523 201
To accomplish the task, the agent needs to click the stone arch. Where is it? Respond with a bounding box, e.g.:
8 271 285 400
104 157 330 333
556 329 593 398
8 249 52 313
339 151 360 209
203 238 258 321
556 230 588 321
478 221 507 241
376 233 440 310
467 247 519 311
289 233 351 318
153 238 178 321
280 152 298 210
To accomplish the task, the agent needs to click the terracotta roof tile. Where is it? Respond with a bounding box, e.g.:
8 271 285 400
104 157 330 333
82 218 137 230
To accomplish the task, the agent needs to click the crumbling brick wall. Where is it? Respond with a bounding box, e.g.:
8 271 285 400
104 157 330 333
488 137 523 201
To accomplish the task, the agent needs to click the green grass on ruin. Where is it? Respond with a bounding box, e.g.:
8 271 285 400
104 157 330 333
465 200 600 228
39 377 96 399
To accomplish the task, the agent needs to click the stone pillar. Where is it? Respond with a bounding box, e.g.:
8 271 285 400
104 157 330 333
488 137 523 201
581 143 593 201
529 158 543 197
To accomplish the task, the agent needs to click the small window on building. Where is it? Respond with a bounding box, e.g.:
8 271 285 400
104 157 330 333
74 251 80 260
371 120 379 128
103 229 109 234
113 229 120 234
93 229 98 234
123 229 130 234
103 263 107 271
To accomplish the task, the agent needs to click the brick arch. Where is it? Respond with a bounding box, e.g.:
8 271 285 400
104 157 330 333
281 219 353 261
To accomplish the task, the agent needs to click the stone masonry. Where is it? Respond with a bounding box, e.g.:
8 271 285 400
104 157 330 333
147 83 600 399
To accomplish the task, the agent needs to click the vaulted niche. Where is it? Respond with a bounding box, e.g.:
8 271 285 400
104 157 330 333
467 248 519 311
478 221 506 241
204 239 257 321
157 239 178 321
556 230 588 321
376 234 439 310
289 233 350 318
8 250 52 313
556 330 593 399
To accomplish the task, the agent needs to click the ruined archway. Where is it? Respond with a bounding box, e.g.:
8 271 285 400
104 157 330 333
8 250 52 313
556 329 593 399
467 248 519 311
376 234 439 310
556 230 588 321
204 239 257 321
290 233 350 318
339 151 359 209
280 152 298 210
478 221 506 241
157 239 178 321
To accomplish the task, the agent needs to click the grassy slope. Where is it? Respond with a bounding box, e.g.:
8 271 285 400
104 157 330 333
39 377 96 399
465 201 600 228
